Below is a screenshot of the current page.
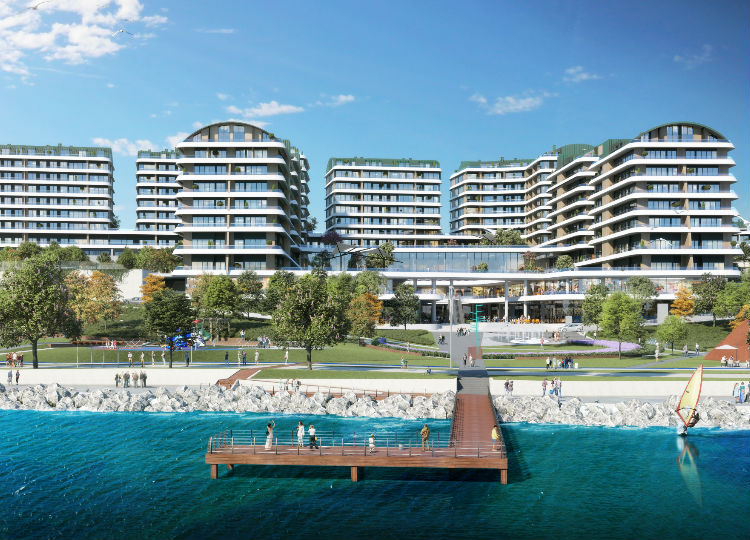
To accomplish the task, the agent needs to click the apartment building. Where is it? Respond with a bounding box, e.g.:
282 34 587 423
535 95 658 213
0 143 115 251
135 150 181 247
448 154 558 240
324 157 442 246
586 123 738 270
173 121 311 273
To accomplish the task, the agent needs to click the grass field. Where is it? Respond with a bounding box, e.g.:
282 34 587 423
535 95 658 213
483 343 599 353
255 368 452 379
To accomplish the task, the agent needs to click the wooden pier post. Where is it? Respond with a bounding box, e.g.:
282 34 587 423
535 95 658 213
210 464 218 479
500 469 507 484
350 466 362 482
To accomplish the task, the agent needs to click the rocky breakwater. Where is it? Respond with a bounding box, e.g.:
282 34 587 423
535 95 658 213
492 394 750 429
0 382 455 419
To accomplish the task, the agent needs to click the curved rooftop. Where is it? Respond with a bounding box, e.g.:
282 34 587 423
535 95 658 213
635 122 726 141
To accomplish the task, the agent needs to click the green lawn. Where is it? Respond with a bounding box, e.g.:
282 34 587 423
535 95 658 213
374 329 437 346
255 368 452 379
483 343 600 353
642 320 732 351
484 358 651 368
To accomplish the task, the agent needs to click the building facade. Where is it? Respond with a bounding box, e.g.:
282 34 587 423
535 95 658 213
135 149 181 247
324 157 442 246
172 122 311 273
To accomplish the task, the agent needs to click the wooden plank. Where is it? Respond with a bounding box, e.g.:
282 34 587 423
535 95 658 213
350 466 361 482
210 464 218 479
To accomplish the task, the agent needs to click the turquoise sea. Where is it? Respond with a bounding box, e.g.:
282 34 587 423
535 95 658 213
1 410 748 540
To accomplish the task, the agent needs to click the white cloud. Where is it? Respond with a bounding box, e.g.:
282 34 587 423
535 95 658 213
165 131 189 148
471 91 553 115
106 82 114 88
562 66 601 83
91 137 155 156
227 100 304 118
0 0 169 77
196 28 235 34
216 92 228 101
469 93 487 105
327 94 355 106
674 44 712 69
192 121 204 129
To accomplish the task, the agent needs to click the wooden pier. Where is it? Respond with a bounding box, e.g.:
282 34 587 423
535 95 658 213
205 369 508 483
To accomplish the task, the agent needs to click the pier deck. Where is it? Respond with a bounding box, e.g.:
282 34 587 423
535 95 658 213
205 348 508 483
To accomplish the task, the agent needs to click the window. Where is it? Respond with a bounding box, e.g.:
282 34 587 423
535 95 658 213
218 125 230 142
233 126 245 142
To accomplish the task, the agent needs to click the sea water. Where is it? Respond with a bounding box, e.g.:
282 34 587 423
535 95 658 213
1 410 748 540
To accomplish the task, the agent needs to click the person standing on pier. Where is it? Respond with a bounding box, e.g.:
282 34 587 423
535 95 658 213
420 424 430 450
308 424 319 449
15 370 19 385
491 425 500 451
297 421 305 447
264 420 275 450
542 378 548 397
369 433 376 454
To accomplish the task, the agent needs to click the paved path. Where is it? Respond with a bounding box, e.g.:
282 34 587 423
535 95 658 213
433 330 486 370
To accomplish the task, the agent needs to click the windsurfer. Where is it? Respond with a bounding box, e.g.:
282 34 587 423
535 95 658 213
686 412 700 428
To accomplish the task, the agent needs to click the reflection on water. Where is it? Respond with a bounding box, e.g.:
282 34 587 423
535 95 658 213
676 437 702 507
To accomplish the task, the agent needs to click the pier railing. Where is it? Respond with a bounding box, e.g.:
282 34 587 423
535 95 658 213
207 429 506 459
250 380 435 400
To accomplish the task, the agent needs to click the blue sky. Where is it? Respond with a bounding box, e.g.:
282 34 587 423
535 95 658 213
1 0 748 230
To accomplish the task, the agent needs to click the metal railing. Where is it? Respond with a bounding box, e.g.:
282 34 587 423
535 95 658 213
207 428 506 459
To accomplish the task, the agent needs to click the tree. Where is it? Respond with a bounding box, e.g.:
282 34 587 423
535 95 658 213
272 270 350 369
144 288 195 368
236 270 264 316
203 275 238 338
97 252 112 263
320 230 342 245
111 214 121 230
0 255 81 368
354 270 386 296
555 255 574 270
16 241 42 260
655 315 688 354
735 241 750 266
135 247 180 273
714 276 750 323
263 270 296 314
692 273 726 326
625 275 658 313
365 242 395 269
482 229 525 246
582 283 608 331
347 292 383 339
389 283 420 329
117 248 137 269
522 251 539 271
66 271 123 329
305 216 317 233
670 285 695 318
327 272 356 302
599 292 644 359
141 273 166 303
311 250 333 269
59 245 88 262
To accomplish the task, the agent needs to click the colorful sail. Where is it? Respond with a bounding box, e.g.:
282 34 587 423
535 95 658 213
676 364 703 427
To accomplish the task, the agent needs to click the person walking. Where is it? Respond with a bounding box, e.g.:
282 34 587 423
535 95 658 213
491 424 500 451
695 343 700 356
123 371 130 388
264 420 275 450
127 351 133 367
224 351 229 366
556 378 562 398
240 329 245 342
141 371 147 388
140 351 145 367
151 351 155 367
504 378 509 396
545 356 551 370
297 421 305 447
241 349 247 365
161 350 166 366
237 349 242 366
420 424 430 450
284 349 289 365
509 380 514 396
132 371 139 388
683 344 688 357
542 378 548 397
15 370 19 385
308 424 319 449
114 373 119 387
7 370 12 386
254 350 259 365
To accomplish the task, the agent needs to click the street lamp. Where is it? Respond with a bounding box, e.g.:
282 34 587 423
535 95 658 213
448 285 454 370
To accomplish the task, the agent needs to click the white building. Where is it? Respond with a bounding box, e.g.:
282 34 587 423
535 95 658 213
324 157 442 246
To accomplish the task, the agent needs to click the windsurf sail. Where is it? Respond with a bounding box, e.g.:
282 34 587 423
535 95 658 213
676 364 703 427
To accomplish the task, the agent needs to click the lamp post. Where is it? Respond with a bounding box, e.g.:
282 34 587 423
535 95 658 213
448 285 454 370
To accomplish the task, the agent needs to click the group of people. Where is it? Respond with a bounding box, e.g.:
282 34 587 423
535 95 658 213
256 335 272 348
462 352 474 367
542 377 563 397
436 335 446 345
127 350 166 368
732 381 749 403
114 371 147 388
400 356 409 369
6 369 20 385
456 327 469 337
545 356 575 370
5 351 23 367
276 379 301 392
503 379 514 396
721 355 743 367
